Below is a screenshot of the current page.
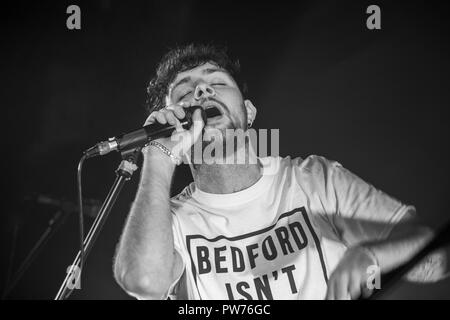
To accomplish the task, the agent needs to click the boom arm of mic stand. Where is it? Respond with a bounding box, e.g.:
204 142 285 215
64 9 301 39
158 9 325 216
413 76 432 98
2 209 70 299
54 148 140 300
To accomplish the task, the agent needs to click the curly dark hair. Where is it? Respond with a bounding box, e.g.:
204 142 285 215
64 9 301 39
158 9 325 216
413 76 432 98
145 43 248 115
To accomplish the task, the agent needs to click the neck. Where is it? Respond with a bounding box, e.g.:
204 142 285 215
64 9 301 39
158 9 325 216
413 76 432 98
191 146 263 194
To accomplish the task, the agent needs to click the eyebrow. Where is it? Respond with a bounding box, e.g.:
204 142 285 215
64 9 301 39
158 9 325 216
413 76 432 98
170 68 230 94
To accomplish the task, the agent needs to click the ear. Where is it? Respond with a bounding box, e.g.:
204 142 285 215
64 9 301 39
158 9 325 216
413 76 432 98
244 99 257 124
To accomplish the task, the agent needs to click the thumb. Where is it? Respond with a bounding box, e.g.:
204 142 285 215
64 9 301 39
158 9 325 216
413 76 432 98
170 109 205 161
189 108 205 142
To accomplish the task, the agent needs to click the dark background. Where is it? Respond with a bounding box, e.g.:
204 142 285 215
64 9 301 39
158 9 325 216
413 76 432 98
1 0 449 299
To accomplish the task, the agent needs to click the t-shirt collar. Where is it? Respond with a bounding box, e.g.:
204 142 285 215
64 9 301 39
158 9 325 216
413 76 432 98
191 157 279 207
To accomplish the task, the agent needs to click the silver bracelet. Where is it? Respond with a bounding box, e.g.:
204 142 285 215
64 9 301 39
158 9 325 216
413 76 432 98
147 140 182 165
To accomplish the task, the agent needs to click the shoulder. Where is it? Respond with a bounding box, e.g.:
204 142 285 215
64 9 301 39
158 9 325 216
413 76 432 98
282 155 349 194
257 154 344 181
279 154 343 175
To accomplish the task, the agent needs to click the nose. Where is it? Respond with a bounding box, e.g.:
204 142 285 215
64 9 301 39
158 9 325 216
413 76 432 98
194 82 215 101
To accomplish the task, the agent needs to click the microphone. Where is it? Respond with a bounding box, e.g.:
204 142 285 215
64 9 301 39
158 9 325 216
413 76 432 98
84 106 221 158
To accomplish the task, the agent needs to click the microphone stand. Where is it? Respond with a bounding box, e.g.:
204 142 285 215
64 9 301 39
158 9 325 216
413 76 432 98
2 209 71 299
54 148 140 300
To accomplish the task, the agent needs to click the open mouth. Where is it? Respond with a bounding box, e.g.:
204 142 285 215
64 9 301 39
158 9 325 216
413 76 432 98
204 103 224 118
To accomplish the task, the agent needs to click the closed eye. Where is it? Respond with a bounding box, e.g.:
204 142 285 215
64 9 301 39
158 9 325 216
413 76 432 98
178 91 192 101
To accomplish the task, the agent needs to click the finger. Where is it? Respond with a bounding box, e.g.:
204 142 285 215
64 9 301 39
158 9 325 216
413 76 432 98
325 277 336 300
155 112 167 124
164 110 178 126
178 100 191 108
361 285 374 299
171 104 186 119
334 274 350 300
189 108 205 140
167 101 189 116
349 275 362 300
163 108 185 132
144 112 157 126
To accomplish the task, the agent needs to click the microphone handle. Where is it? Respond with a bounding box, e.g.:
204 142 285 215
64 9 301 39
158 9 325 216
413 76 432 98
119 105 205 151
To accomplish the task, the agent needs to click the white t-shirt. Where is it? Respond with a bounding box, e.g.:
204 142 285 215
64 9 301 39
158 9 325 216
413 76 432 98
167 155 414 300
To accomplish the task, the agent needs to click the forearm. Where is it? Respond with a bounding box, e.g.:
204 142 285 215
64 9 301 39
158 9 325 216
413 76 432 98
364 223 435 274
364 223 449 283
114 151 177 296
326 222 437 300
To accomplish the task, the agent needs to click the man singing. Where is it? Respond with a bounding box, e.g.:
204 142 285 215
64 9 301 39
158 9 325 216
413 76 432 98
113 44 445 300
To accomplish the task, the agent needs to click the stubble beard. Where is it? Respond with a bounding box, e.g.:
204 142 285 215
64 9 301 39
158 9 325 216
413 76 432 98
190 117 249 169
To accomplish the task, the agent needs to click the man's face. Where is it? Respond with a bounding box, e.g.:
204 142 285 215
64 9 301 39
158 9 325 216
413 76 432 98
166 62 248 131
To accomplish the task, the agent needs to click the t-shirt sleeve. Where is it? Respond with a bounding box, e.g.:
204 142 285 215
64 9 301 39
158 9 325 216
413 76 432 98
300 155 416 246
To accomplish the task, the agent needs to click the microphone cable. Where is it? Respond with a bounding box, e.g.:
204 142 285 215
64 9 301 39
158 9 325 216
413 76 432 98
63 154 86 299
77 154 86 295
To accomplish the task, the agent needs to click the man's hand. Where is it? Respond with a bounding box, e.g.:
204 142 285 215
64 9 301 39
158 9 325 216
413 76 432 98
325 246 378 300
142 101 205 164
